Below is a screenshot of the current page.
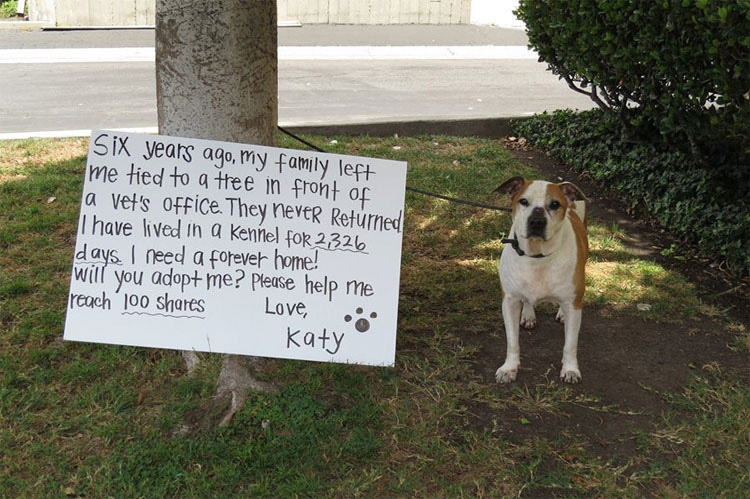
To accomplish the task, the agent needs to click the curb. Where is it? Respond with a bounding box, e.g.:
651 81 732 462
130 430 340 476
0 117 530 141
283 117 528 139
40 21 303 30
0 20 52 30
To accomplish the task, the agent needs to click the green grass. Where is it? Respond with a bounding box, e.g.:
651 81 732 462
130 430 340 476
586 223 703 320
1 135 748 497
639 367 750 497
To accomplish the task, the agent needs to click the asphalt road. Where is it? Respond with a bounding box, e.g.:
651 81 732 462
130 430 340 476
0 25 594 137
0 24 531 48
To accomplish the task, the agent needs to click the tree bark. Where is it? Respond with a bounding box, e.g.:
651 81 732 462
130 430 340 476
156 0 277 144
155 0 278 433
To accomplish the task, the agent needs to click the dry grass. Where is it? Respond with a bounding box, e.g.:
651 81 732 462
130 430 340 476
0 138 88 183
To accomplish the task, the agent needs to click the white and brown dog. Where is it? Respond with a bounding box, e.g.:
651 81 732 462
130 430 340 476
494 177 588 384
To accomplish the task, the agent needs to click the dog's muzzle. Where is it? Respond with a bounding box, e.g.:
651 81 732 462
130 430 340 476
526 207 547 239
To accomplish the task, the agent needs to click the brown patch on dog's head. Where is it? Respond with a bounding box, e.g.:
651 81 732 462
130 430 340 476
545 183 569 223
494 177 530 199
494 177 532 214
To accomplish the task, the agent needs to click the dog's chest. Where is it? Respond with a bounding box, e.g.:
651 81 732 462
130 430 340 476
500 253 577 304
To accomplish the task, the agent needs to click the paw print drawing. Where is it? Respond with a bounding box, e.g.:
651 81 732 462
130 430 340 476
344 308 377 333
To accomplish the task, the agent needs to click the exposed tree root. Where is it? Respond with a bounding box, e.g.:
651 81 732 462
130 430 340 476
174 355 277 436
181 350 200 375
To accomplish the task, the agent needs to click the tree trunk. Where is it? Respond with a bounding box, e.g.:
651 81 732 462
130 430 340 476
155 0 278 433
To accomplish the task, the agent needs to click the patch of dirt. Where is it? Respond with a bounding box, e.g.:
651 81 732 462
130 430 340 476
457 141 749 463
466 308 746 459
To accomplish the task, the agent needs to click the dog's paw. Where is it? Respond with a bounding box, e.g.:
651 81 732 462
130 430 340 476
521 303 537 329
560 367 581 384
520 315 537 329
495 364 518 384
555 307 565 324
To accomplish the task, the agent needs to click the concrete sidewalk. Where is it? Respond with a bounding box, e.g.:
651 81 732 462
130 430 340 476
0 24 594 139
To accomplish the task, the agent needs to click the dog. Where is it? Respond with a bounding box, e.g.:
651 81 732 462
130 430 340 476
494 177 588 384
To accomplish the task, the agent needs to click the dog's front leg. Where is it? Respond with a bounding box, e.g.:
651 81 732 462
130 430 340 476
496 296 522 383
560 303 582 383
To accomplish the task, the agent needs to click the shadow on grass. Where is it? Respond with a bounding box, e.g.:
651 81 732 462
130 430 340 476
1 135 747 497
0 153 391 497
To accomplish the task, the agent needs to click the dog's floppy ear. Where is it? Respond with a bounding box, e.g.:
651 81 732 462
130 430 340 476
494 176 526 197
558 182 588 203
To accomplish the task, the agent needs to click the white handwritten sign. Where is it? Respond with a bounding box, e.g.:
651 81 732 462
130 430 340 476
63 131 407 366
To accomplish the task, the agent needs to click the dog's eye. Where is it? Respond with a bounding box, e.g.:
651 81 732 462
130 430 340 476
519 198 529 207
549 200 561 210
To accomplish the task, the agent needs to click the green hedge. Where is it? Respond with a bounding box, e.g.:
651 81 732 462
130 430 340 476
1 1 18 18
513 110 749 274
516 0 750 163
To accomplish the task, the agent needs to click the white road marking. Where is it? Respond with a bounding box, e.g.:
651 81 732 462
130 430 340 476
0 127 158 140
0 45 536 64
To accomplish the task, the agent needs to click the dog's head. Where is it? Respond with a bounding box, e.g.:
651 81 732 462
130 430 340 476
495 177 586 242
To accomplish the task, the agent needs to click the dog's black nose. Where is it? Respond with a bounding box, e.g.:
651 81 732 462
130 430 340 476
527 208 547 237
528 217 546 230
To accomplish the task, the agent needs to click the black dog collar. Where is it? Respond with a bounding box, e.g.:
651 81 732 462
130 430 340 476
502 232 548 258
